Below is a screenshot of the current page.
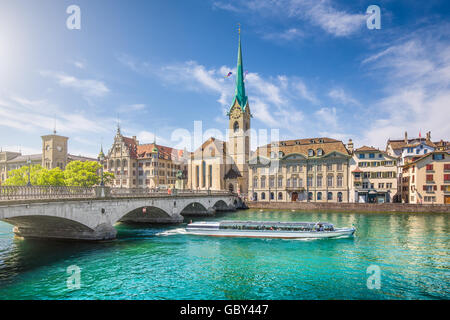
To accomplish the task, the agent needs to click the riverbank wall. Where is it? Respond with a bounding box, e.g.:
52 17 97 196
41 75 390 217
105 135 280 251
246 202 450 213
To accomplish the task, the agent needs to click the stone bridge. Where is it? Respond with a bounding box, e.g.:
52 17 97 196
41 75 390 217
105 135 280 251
0 187 240 241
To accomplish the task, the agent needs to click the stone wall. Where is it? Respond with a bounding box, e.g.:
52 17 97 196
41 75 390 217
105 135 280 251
247 201 450 213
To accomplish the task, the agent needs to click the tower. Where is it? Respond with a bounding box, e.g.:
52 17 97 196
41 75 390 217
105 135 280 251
41 130 69 170
228 26 251 194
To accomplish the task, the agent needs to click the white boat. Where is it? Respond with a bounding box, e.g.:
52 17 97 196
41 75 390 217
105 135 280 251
185 221 356 239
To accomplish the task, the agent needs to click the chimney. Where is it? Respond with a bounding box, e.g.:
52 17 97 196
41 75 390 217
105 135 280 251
426 131 431 141
404 131 408 143
347 139 354 153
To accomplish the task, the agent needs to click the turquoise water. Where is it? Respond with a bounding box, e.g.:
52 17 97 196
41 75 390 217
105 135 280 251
0 210 448 300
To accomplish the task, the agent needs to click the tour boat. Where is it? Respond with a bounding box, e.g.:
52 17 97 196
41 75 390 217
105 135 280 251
185 221 356 239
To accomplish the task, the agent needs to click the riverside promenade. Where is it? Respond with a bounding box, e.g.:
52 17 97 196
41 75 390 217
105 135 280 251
247 201 450 213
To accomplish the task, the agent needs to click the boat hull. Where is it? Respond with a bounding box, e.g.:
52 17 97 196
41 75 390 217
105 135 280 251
185 228 356 239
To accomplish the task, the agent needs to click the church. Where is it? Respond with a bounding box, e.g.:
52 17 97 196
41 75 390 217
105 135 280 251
187 29 251 195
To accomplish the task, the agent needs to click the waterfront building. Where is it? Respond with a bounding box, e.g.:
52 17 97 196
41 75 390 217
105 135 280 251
248 138 351 202
187 28 251 195
105 126 189 189
349 146 399 203
401 150 450 204
0 131 96 185
386 131 436 167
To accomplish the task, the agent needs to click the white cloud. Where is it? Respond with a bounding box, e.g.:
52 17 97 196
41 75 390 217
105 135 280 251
328 88 360 106
117 104 147 113
315 107 338 128
213 0 366 37
40 71 110 97
360 26 450 148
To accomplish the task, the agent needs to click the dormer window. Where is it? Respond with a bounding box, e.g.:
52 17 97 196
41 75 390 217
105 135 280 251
317 148 323 156
295 141 300 145
278 151 284 158
308 149 314 157
318 139 323 143
310 139 315 143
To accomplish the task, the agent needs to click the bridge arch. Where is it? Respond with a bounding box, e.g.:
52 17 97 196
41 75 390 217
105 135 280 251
179 201 211 217
1 215 115 241
116 205 176 224
213 200 230 212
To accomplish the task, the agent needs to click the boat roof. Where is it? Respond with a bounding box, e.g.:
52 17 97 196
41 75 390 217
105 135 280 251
219 221 333 227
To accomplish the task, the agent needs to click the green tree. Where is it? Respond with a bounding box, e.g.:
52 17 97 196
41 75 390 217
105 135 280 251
35 167 65 186
63 161 102 187
103 171 115 185
3 164 44 186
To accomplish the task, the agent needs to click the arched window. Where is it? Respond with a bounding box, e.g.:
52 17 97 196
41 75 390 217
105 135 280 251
233 121 239 133
109 160 114 168
338 192 343 202
308 149 314 157
317 148 323 156
327 192 333 200
122 159 127 167
308 192 313 201
317 192 322 200
278 192 283 200
270 192 274 200
261 192 266 200
116 159 121 167
253 177 258 188
202 161 206 188
253 192 258 201
278 151 284 158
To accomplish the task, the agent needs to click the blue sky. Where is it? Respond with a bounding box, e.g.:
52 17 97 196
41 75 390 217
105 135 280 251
0 0 449 157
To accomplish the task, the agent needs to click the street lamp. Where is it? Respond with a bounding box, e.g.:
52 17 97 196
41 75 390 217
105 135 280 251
26 157 32 186
98 147 105 186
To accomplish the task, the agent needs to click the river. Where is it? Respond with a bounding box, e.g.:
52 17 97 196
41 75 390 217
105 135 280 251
0 209 448 299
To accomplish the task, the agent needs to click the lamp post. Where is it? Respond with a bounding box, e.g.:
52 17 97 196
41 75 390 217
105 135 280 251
98 147 105 186
26 157 32 186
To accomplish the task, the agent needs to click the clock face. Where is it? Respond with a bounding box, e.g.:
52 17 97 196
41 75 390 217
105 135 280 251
231 107 241 119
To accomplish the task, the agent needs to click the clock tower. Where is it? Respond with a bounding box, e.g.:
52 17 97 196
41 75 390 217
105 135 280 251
228 27 251 194
41 130 69 170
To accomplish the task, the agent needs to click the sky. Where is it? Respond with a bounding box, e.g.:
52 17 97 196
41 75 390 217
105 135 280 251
0 0 449 158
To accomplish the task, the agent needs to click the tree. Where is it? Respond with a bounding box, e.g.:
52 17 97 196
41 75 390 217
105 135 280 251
35 167 65 186
103 171 115 185
3 165 44 186
63 161 102 187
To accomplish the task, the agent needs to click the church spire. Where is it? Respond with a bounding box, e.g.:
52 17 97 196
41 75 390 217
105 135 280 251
232 24 247 112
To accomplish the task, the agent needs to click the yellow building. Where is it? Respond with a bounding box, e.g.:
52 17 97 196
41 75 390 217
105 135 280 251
401 151 450 204
248 138 351 202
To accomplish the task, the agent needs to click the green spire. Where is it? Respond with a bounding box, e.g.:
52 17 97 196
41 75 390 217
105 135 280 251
231 25 248 112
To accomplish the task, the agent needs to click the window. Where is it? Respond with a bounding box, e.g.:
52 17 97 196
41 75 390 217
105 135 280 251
426 174 434 182
337 163 343 171
327 163 332 171
233 121 239 132
444 174 450 182
369 153 375 159
253 177 258 188
261 192 266 200
359 154 365 159
278 192 283 200
308 149 314 157
308 192 313 200
337 192 343 202
269 177 275 188
261 177 266 188
426 164 434 171
307 176 313 187
270 192 274 200
337 175 343 187
317 192 322 200
327 192 333 200
316 175 322 187
278 151 284 158
362 182 369 189
444 164 450 171
278 176 283 187
299 178 304 188
287 178 291 187
379 183 384 189
432 153 445 160
327 175 333 187
292 177 298 187
317 148 323 156
317 164 322 171
208 165 212 188
195 165 199 188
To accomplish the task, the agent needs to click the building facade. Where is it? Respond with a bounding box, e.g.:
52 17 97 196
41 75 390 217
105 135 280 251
105 127 189 189
401 151 450 204
248 138 351 202
349 146 399 203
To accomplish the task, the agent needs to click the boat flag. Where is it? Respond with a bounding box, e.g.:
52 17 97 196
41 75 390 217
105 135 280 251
225 72 233 78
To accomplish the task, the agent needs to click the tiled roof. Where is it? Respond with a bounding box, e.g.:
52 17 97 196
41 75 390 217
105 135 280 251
122 136 138 158
137 143 188 161
402 151 449 167
192 137 226 158
387 138 436 150
7 154 42 163
254 137 350 158
355 146 380 152
68 154 97 162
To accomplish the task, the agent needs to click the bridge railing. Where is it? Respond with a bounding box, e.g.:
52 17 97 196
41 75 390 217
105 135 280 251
0 186 96 201
0 186 236 201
